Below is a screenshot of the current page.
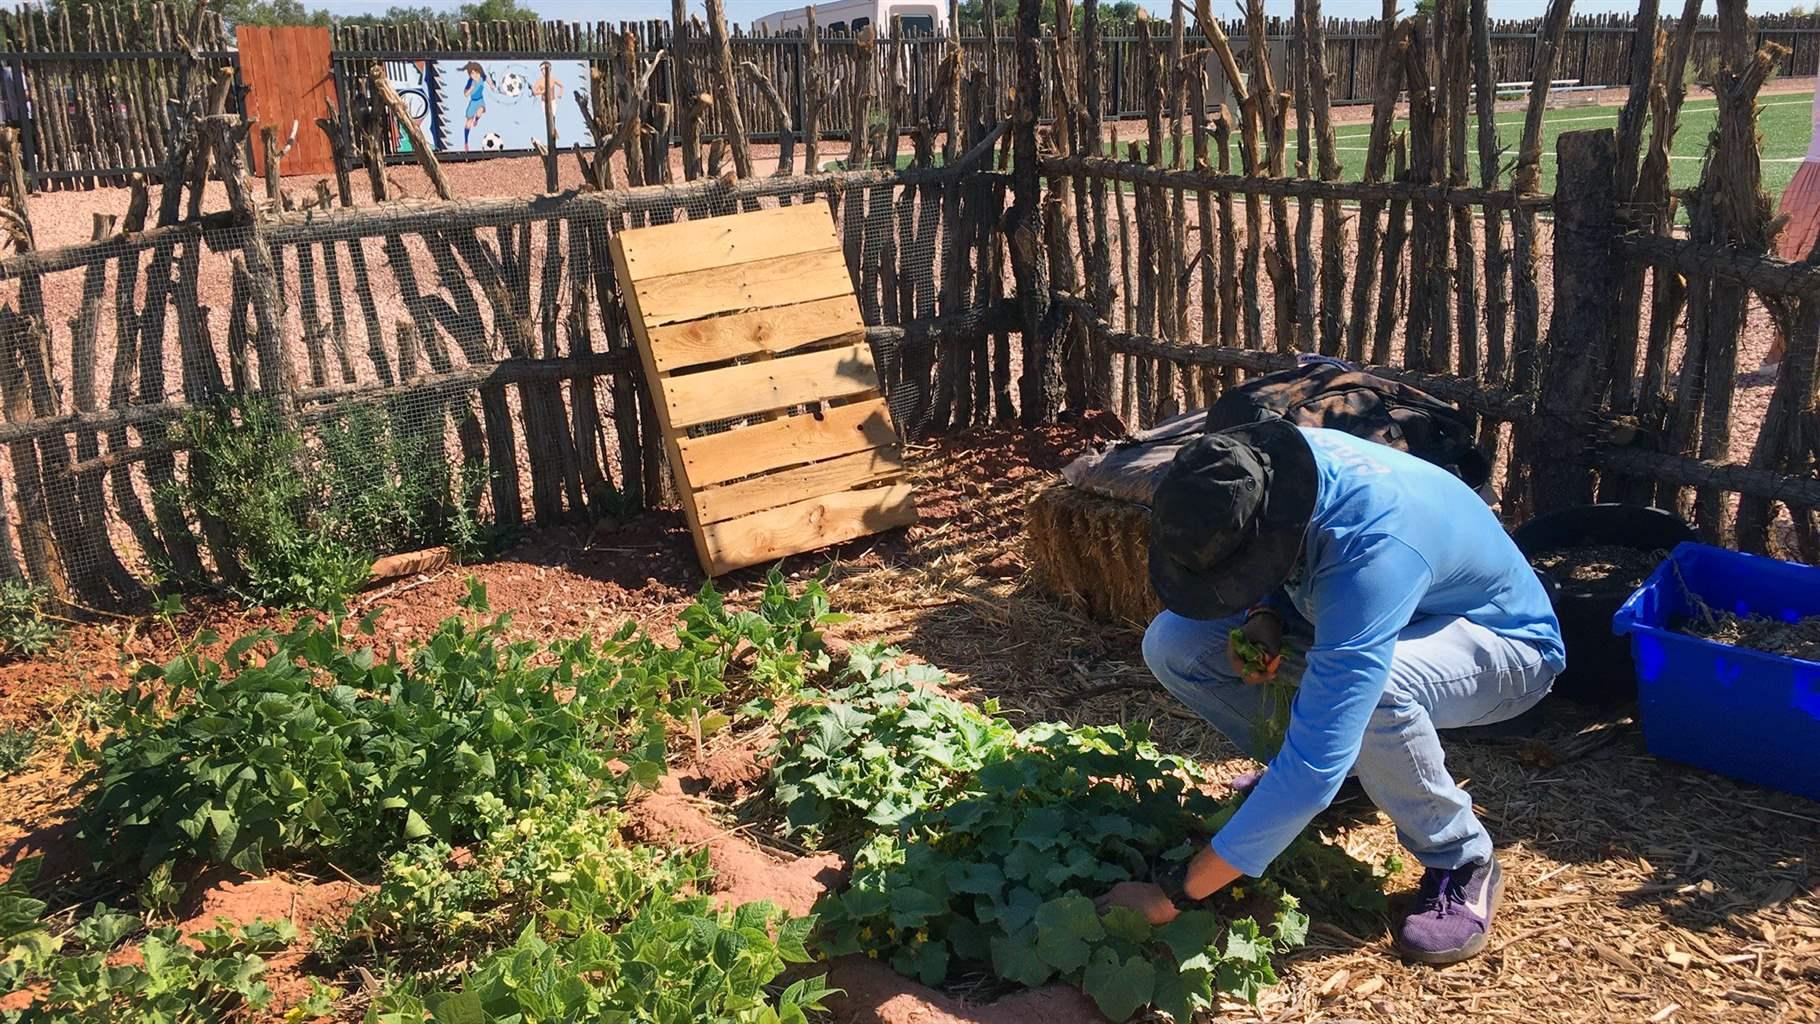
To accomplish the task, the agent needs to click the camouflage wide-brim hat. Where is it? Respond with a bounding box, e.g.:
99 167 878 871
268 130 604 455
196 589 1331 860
1147 419 1318 621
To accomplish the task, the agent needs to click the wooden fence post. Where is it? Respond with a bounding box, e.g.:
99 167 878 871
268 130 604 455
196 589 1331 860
1531 128 1620 513
704 0 752 179
1010 0 1053 425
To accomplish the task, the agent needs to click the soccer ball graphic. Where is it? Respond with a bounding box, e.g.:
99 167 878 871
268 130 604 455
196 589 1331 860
480 132 505 151
498 72 525 98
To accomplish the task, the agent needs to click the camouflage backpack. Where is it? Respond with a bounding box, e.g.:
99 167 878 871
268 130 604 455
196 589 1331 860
1060 357 1491 506
1204 359 1491 489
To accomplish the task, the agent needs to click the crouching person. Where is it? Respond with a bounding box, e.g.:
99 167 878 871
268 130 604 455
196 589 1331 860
1111 422 1563 965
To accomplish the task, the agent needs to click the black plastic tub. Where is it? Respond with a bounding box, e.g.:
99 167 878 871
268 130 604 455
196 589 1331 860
1513 504 1697 705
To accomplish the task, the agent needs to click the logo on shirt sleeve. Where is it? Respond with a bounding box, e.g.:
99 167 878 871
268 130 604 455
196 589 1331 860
1307 431 1393 476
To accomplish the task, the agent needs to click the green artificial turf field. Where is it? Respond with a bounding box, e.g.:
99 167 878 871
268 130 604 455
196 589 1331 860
1314 88 1813 200
855 88 1815 203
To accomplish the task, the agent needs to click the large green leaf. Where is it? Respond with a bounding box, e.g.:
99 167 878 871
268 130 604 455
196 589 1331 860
1011 808 1068 851
998 886 1043 933
1082 947 1157 1021
426 988 487 1024
1099 906 1153 945
948 861 1005 896
1034 895 1104 942
1035 926 1092 974
1030 895 1104 973
910 940 950 986
1223 918 1268 964
1151 964 1214 1023
887 885 946 927
989 926 1054 988
1155 909 1222 962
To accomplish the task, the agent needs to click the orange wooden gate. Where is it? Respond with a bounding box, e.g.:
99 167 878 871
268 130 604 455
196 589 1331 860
237 25 337 178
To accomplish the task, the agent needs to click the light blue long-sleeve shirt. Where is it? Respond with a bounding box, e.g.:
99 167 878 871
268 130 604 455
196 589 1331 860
1210 427 1565 877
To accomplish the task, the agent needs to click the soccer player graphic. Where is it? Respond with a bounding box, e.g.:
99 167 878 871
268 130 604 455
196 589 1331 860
461 61 488 151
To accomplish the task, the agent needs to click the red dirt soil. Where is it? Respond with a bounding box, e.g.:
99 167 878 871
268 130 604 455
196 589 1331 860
827 957 1101 1024
179 873 368 1013
629 770 846 919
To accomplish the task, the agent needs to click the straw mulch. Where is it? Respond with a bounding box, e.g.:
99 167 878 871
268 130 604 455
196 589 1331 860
829 422 1820 1024
1686 612 1820 662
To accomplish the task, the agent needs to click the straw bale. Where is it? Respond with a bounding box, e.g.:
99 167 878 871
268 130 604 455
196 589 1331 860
1026 482 1160 628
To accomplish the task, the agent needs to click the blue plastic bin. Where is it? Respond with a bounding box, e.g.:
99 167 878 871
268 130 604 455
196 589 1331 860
1612 542 1820 801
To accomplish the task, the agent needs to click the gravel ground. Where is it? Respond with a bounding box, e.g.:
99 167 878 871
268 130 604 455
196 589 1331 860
19 76 1814 250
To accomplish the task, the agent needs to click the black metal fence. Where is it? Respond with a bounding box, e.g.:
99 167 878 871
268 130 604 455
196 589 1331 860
5 5 1820 190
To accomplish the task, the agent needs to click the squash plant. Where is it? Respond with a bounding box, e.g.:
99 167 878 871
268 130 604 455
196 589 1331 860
813 722 1310 1021
769 643 1016 846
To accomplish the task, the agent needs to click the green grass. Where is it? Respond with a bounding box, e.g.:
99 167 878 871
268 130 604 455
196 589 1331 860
1320 88 1812 200
845 89 1814 204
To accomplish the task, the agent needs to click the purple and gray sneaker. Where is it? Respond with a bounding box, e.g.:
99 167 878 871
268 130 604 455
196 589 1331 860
1395 857 1504 965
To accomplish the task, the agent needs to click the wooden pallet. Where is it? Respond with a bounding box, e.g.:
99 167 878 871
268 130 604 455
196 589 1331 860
610 204 917 576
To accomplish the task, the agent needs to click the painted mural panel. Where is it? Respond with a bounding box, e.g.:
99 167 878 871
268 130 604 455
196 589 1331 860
433 58 594 154
381 59 435 153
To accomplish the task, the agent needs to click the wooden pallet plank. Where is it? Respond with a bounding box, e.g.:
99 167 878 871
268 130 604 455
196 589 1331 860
610 218 712 573
674 398 899 486
694 447 905 524
614 202 842 279
610 203 914 578
661 341 879 427
634 247 856 327
647 296 865 372
701 482 919 574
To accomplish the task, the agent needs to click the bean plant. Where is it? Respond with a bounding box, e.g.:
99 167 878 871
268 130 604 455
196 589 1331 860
73 570 843 882
673 569 847 709
0 857 330 1023
76 582 664 876
357 804 833 1024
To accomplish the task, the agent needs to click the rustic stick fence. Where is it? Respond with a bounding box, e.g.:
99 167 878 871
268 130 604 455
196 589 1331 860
7 4 1820 190
0 0 1815 615
1026 0 1818 564
0 2 1014 609
0 3 236 190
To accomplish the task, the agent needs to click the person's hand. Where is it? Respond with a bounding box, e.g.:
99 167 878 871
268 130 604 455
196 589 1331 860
1226 612 1284 685
1095 881 1180 926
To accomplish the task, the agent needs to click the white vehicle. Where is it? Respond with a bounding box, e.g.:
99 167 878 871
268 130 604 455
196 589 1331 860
753 1 945 35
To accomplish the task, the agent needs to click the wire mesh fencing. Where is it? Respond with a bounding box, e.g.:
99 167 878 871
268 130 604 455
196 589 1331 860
0 167 988 611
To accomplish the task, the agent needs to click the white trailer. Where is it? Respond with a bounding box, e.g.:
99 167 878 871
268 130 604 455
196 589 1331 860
753 1 946 36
